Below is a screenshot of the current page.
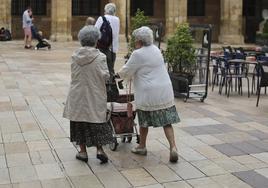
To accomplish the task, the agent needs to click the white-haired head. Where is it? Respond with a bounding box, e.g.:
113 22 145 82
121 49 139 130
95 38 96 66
78 26 101 47
132 26 154 46
104 3 116 15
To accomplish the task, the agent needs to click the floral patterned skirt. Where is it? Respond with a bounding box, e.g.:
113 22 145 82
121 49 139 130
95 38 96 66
137 105 180 128
70 121 114 147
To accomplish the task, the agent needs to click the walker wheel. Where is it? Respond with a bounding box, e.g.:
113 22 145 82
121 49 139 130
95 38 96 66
121 136 132 143
127 136 132 143
109 138 118 151
136 135 140 144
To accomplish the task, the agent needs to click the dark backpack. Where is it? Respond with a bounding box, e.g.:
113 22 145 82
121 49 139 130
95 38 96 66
97 16 113 50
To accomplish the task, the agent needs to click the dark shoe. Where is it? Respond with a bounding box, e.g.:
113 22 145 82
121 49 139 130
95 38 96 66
76 152 88 163
96 153 108 164
169 148 178 163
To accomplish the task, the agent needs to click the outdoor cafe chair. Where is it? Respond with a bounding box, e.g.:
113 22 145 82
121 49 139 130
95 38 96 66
212 47 233 92
219 58 250 97
256 61 268 107
233 47 246 60
252 56 268 95
222 46 234 60
211 56 221 91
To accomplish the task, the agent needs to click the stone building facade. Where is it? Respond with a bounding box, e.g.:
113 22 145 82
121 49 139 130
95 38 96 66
0 0 267 43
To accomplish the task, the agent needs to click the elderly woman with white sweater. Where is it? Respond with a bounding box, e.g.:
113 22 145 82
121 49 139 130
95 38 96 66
117 26 180 163
63 26 113 164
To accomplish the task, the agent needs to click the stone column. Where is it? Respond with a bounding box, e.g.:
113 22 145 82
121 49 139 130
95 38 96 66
219 0 244 44
0 0 11 30
165 0 187 36
50 0 72 42
110 0 126 34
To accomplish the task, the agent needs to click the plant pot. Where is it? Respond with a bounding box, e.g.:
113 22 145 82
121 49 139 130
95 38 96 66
169 72 194 98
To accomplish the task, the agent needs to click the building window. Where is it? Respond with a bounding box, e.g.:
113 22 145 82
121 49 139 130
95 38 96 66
11 0 47 16
72 0 100 16
131 0 154 16
187 0 205 17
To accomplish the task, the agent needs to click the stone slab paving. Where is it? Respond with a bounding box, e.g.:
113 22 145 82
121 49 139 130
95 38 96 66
0 41 268 187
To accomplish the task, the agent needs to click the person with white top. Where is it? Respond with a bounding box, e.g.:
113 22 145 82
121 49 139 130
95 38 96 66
22 7 33 49
117 26 180 163
95 3 120 75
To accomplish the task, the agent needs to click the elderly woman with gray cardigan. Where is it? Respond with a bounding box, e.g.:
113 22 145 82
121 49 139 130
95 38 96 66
63 26 113 164
118 26 180 163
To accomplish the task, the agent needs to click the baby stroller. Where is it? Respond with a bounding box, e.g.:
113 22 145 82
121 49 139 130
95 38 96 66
31 25 51 50
107 80 139 151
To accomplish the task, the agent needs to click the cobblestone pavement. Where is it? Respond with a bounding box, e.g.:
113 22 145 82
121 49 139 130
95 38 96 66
0 41 268 188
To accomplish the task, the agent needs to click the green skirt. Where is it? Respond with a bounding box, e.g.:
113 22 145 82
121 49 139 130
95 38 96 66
137 105 180 128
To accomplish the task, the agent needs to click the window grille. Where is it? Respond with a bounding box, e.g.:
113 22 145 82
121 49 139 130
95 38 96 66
72 0 100 16
12 0 47 16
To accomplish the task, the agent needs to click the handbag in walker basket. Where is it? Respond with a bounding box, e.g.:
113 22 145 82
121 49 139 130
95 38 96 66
111 81 135 134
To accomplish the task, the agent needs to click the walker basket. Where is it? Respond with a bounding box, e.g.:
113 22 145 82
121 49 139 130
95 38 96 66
111 112 135 134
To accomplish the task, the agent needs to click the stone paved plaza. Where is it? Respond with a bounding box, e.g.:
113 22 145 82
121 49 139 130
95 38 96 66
0 41 268 188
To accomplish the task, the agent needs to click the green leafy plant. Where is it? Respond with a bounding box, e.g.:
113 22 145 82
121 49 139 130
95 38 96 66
164 23 196 75
128 9 149 54
263 20 268 34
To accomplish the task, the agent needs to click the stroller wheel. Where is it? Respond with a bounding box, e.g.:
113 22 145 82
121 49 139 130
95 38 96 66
122 136 132 143
109 138 118 151
48 45 51 50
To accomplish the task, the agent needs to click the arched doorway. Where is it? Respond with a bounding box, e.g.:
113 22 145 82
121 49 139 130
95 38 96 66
243 0 268 43
187 0 220 42
71 0 109 39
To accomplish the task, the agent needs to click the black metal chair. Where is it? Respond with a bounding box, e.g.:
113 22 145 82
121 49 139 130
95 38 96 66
256 61 268 107
233 47 246 60
218 58 229 95
211 56 221 91
226 60 250 98
222 46 234 60
252 56 268 95
219 58 250 97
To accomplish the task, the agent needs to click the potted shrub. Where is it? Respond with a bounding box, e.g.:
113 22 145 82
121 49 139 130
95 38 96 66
164 23 196 96
125 9 149 58
256 20 268 46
